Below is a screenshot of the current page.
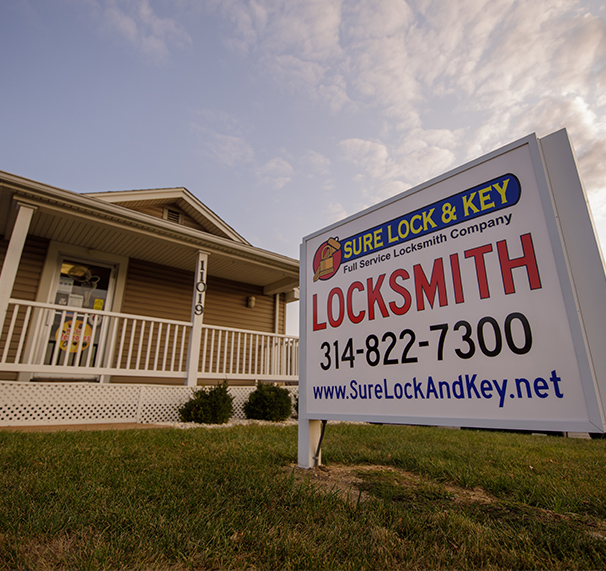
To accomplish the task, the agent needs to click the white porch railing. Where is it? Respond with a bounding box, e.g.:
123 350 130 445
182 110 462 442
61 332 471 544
199 324 298 380
0 299 298 382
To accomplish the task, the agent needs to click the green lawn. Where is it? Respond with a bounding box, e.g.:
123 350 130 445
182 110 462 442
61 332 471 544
1 423 605 570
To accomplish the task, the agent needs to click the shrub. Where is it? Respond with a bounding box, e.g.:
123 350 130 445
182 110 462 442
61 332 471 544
243 383 292 422
179 382 234 424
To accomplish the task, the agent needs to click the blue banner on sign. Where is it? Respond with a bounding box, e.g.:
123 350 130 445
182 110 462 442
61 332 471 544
340 173 520 262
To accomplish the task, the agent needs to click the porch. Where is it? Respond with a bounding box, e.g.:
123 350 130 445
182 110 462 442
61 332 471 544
0 171 300 427
0 298 299 426
1 298 298 382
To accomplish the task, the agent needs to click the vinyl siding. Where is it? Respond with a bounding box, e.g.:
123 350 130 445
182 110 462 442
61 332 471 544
205 278 277 333
121 258 284 334
0 235 48 301
123 203 204 231
111 260 287 386
0 236 49 380
120 258 192 321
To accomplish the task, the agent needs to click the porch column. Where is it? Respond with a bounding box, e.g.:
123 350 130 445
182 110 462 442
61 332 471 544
274 293 280 333
0 202 36 332
185 250 209 387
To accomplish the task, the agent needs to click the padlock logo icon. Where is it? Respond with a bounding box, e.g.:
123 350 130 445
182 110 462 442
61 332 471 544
312 237 342 282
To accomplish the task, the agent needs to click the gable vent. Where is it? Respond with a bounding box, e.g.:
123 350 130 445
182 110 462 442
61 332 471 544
164 208 183 224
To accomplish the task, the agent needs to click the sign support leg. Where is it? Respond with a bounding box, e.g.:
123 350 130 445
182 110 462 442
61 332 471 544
298 418 324 468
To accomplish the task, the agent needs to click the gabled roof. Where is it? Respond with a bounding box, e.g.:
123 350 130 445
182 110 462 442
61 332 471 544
0 171 298 295
84 187 250 245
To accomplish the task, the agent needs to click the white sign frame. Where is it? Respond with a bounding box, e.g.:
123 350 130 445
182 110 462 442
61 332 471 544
298 129 606 467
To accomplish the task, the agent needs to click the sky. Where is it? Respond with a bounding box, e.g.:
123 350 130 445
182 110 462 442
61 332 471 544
1 0 605 335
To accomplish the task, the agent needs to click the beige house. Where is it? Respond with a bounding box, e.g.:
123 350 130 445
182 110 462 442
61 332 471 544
0 170 299 425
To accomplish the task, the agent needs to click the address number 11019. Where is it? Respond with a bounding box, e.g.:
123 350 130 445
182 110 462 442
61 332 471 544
319 312 532 371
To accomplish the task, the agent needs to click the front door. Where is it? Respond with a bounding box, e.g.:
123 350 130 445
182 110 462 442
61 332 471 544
43 259 116 369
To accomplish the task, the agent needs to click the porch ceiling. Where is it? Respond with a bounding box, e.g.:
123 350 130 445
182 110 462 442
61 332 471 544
0 177 298 292
34 207 297 288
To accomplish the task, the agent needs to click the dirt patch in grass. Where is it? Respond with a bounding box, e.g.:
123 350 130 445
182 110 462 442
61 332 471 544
292 463 373 503
291 463 495 505
6 531 80 570
291 463 606 544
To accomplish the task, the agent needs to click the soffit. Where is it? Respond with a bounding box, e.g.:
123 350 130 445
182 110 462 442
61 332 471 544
27 205 297 288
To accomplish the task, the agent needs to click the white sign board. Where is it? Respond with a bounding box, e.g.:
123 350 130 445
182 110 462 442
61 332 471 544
299 130 606 467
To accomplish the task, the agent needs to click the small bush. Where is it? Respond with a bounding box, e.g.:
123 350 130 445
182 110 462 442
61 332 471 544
179 382 234 424
243 383 292 422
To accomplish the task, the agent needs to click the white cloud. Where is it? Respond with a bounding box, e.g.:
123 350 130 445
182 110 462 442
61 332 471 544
344 0 414 40
206 0 352 108
325 201 348 224
195 129 255 167
300 150 331 176
212 0 342 61
261 0 343 62
588 190 606 254
209 133 255 167
97 0 192 63
256 156 294 189
206 0 606 220
265 54 326 91
395 136 458 186
192 109 256 167
339 138 391 178
338 138 413 203
578 139 606 194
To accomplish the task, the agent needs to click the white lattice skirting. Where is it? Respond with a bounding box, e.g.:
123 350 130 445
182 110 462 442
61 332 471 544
0 382 299 426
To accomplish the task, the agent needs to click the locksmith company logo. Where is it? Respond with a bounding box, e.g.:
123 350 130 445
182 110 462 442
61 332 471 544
311 173 521 282
313 237 342 281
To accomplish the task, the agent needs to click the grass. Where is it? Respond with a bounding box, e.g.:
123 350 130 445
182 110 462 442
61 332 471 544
0 423 605 569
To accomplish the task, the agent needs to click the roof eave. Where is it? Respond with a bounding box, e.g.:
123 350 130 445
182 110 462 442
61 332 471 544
0 171 298 276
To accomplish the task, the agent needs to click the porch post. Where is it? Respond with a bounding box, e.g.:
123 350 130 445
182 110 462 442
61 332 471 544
0 202 36 331
185 250 209 387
